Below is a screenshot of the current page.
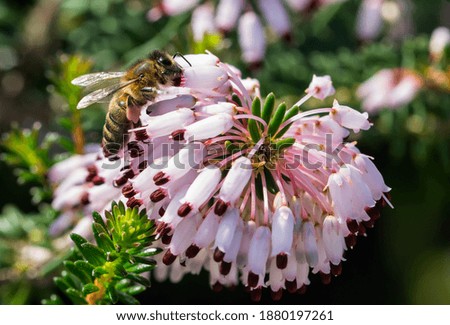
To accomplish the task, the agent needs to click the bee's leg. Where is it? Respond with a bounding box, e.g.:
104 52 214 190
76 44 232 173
126 96 150 144
141 87 158 101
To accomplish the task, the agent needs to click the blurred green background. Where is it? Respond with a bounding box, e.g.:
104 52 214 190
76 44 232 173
0 0 449 304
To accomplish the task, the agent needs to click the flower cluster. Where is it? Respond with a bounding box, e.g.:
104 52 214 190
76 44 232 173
49 52 391 301
147 0 345 66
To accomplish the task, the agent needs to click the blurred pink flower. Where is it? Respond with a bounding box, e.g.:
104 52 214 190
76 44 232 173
238 11 266 68
50 53 391 301
355 0 415 42
147 0 344 65
356 0 384 41
429 27 450 62
357 68 423 113
191 4 217 42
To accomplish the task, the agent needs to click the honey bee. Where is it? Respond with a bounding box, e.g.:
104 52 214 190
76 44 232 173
72 50 189 159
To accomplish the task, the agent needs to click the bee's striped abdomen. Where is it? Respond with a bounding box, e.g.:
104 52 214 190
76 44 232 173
102 99 130 158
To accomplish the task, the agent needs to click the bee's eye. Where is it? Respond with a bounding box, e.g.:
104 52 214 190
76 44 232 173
158 57 172 66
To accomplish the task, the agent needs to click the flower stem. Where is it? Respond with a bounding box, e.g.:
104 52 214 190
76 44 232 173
72 108 85 154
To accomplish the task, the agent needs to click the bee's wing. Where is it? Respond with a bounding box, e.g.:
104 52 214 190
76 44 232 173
76 79 137 109
71 72 126 87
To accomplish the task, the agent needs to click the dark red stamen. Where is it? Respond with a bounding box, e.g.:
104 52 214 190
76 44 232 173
213 247 225 262
367 206 381 221
153 171 169 186
320 272 332 285
162 250 176 265
80 192 90 205
177 202 192 217
358 223 367 236
161 234 172 245
247 272 259 288
276 253 288 269
270 289 283 301
212 282 223 293
113 176 127 187
138 160 148 172
171 129 186 141
126 197 142 208
285 279 297 293
186 244 200 258
220 261 232 276
346 219 359 234
150 188 167 203
92 176 105 185
250 287 262 302
214 199 228 216
297 285 307 295
345 234 357 249
134 129 149 141
330 263 342 277
121 183 136 198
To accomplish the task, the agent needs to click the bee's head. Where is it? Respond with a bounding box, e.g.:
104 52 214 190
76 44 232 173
147 50 183 85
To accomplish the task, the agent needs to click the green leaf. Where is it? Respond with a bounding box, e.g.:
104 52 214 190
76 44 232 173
74 260 94 277
125 263 155 274
125 285 147 296
126 273 151 287
276 105 299 138
130 256 157 265
107 285 119 304
70 233 89 252
61 270 79 289
231 94 242 107
82 283 100 296
92 211 107 232
263 168 279 195
115 279 132 290
114 260 128 277
50 201 161 304
118 201 126 215
254 173 264 201
251 96 261 117
63 261 92 284
268 102 287 138
117 291 140 305
92 267 108 278
134 247 163 257
275 138 295 152
65 288 87 305
99 233 116 253
224 140 240 154
281 174 291 183
248 97 262 142
54 277 71 293
93 223 115 252
79 242 106 266
261 93 275 123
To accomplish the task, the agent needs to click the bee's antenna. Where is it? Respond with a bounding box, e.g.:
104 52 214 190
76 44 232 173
173 52 192 67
